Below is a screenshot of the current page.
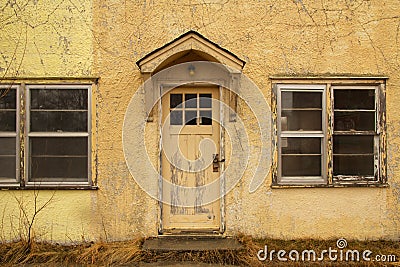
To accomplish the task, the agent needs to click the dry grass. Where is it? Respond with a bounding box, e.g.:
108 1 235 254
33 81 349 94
0 235 398 266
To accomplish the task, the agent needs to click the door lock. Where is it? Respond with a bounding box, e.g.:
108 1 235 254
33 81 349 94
212 154 225 172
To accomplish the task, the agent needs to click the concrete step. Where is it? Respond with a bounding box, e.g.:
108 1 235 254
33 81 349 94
142 236 242 251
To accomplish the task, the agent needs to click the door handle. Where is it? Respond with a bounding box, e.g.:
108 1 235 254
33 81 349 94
212 154 225 172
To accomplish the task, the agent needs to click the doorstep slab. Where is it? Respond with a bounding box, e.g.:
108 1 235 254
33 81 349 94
142 237 242 251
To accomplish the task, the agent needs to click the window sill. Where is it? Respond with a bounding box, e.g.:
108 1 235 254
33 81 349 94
271 183 389 189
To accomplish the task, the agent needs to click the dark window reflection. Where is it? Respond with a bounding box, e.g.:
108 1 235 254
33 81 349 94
185 94 197 108
185 110 197 125
334 89 375 110
0 156 16 179
0 137 16 179
30 111 87 132
170 94 182 108
333 155 374 176
0 111 16 131
200 110 212 125
334 111 375 131
281 137 321 154
170 110 182 125
282 155 321 176
199 94 212 108
0 88 16 109
31 89 88 110
282 92 322 109
281 110 322 131
30 137 88 181
333 135 374 154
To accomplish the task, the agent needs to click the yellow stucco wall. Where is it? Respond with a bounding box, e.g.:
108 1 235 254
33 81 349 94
0 0 399 242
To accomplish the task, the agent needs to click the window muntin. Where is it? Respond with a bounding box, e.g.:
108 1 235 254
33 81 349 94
332 86 378 180
0 86 18 183
277 84 326 184
26 85 91 185
169 93 213 126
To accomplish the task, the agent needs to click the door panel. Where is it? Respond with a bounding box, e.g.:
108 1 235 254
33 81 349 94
161 87 221 232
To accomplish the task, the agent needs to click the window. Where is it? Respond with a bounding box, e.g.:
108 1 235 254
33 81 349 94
0 84 92 188
169 93 213 126
274 80 386 186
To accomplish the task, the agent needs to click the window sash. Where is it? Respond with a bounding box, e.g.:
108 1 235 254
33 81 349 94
25 85 91 186
0 86 19 185
332 85 379 181
277 84 327 184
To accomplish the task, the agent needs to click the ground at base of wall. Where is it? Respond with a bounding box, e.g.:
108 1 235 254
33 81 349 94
0 236 398 266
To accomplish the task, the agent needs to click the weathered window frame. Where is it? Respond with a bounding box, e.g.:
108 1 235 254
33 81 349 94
272 78 387 187
0 82 95 189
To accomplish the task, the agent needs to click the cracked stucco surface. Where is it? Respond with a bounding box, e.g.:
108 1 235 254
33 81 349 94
0 0 399 242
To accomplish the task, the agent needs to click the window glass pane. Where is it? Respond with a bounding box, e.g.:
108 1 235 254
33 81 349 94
0 111 16 131
30 137 88 181
334 89 374 110
30 111 87 132
0 156 16 179
30 157 88 181
185 94 197 108
333 135 374 154
333 155 374 176
334 111 375 131
281 110 322 131
0 137 16 179
31 89 88 110
282 92 322 109
200 110 212 125
170 94 182 108
199 94 212 108
281 137 321 154
170 110 182 125
0 88 16 109
0 137 16 155
31 137 87 156
282 155 321 176
185 110 197 125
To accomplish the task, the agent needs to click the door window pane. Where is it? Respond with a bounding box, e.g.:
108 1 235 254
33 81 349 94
199 94 212 108
170 94 182 108
170 110 182 125
185 94 197 108
200 110 212 125
185 110 197 125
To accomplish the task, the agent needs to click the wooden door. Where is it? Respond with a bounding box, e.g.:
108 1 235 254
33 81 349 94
161 87 221 232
